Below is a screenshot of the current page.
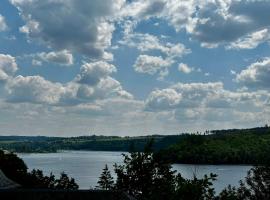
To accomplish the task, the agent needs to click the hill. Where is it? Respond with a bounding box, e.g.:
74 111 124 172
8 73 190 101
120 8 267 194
1 126 270 164
0 134 183 153
157 126 270 164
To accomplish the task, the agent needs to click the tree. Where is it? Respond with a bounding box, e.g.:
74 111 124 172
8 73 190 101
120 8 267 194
0 150 78 189
54 172 79 190
0 150 28 184
175 173 217 200
237 165 270 200
97 164 114 190
112 141 217 200
218 165 270 200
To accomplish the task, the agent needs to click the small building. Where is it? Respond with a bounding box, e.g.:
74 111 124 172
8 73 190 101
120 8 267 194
0 169 20 189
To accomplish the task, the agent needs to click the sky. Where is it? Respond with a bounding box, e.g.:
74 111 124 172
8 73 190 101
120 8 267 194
0 0 269 136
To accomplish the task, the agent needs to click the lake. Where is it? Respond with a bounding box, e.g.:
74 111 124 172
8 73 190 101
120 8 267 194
18 151 252 193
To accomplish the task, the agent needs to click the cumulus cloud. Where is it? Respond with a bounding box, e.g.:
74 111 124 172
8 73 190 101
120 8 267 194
184 0 270 48
10 0 125 58
121 0 270 49
6 75 65 104
0 54 18 82
236 58 270 90
178 63 193 74
119 33 190 58
5 74 132 106
1 57 131 106
133 55 173 78
0 14 8 31
76 76 133 101
121 0 166 19
37 50 73 66
145 88 182 111
145 81 269 124
227 29 270 49
75 61 116 86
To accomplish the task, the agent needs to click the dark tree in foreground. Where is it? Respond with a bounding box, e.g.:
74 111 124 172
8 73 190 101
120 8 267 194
0 150 78 189
108 141 217 200
97 164 114 190
175 173 217 200
0 150 28 184
55 172 78 190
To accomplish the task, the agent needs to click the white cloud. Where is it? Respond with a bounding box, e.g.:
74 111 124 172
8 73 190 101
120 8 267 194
37 50 73 66
6 75 65 104
75 61 116 86
227 29 270 49
236 57 270 90
121 0 270 49
145 88 182 111
121 0 166 19
11 0 125 58
76 76 133 101
143 81 270 129
120 33 190 58
133 55 173 78
32 59 42 66
0 14 8 31
178 63 193 74
0 58 131 106
0 54 18 82
183 1 270 48
230 70 236 75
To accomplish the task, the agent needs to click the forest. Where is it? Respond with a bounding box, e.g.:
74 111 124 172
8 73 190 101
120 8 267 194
0 126 270 164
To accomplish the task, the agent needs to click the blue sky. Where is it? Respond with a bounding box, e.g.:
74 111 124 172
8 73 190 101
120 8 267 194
0 0 269 136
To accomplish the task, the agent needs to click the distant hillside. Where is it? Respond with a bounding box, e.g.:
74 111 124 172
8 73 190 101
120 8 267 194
157 126 270 164
1 126 270 164
0 134 184 153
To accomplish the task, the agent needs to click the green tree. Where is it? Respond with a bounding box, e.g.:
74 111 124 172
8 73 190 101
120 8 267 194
97 164 114 190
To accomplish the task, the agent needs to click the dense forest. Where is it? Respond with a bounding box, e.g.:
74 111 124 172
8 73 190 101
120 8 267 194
158 126 270 164
0 134 183 153
1 126 270 164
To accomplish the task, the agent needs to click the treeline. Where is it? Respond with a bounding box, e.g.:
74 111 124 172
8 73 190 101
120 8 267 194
157 126 270 164
1 126 270 165
0 134 183 153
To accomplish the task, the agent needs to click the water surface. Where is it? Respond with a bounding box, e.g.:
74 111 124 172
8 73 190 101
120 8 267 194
18 151 252 193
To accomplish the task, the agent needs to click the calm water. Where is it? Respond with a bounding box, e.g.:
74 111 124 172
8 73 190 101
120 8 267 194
18 151 251 193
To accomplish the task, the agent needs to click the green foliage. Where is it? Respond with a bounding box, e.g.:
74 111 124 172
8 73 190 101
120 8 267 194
97 164 114 190
158 127 270 164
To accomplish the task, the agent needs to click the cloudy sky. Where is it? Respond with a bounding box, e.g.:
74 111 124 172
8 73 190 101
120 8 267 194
0 0 269 136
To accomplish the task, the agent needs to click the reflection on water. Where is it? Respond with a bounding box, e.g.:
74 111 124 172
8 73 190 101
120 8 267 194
18 151 251 192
